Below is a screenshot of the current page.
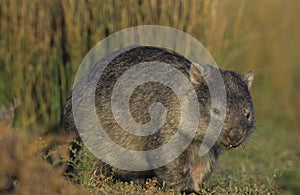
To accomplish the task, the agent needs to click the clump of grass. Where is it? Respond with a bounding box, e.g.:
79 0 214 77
63 140 99 187
63 141 169 194
0 125 87 195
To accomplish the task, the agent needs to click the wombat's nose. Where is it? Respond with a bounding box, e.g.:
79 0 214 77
226 129 244 146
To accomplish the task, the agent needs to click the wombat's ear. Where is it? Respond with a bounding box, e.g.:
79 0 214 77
189 63 203 84
243 71 254 90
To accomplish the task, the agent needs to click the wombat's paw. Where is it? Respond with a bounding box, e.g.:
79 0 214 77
180 186 203 195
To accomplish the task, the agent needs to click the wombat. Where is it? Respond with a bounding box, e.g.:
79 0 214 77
61 45 255 193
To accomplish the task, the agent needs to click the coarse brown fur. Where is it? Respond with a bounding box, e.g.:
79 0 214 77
61 46 255 193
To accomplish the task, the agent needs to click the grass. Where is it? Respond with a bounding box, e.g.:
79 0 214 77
207 125 290 194
1 121 299 194
0 0 300 194
3 0 299 131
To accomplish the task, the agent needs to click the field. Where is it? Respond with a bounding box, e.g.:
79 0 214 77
0 0 299 194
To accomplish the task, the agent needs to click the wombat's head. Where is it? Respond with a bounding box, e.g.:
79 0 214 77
189 64 255 149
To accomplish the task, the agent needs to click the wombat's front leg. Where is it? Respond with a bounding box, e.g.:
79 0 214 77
155 150 216 193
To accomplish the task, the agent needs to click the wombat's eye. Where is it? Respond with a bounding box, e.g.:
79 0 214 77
244 109 251 122
213 108 220 115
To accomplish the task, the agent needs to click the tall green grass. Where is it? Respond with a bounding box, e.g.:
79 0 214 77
0 0 299 134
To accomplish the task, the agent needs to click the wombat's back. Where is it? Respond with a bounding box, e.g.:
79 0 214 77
62 46 193 150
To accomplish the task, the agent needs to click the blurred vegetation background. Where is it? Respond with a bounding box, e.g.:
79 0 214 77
0 0 299 135
0 0 299 193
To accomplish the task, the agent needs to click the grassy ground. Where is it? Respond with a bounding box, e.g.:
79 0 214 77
1 121 298 194
206 123 297 195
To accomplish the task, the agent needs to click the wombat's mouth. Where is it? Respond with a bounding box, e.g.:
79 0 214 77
222 143 239 149
218 128 246 150
219 142 240 150
218 136 245 150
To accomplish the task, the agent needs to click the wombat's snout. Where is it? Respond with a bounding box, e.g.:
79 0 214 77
224 128 244 148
